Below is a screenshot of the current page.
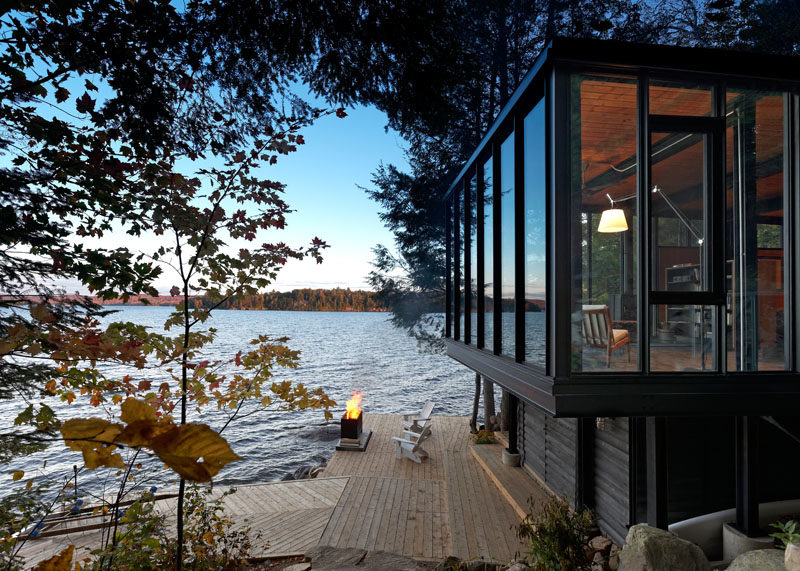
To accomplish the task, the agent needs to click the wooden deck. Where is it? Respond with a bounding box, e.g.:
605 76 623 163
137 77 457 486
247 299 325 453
17 414 545 567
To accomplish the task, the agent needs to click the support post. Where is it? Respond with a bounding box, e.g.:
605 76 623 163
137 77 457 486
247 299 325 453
735 416 760 536
646 417 668 529
507 393 519 454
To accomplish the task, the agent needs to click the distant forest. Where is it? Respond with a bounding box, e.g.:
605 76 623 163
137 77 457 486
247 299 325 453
204 288 388 312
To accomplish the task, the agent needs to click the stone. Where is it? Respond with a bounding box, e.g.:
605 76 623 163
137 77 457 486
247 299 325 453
360 550 427 570
619 524 710 571
726 548 785 570
502 563 528 571
608 544 621 571
282 563 311 571
786 543 800 571
722 522 774 561
305 545 367 569
465 561 499 570
589 535 613 553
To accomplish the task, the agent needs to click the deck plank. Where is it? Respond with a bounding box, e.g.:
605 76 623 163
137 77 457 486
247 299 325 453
20 415 539 567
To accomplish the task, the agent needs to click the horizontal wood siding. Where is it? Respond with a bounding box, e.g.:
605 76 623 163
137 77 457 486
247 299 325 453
593 418 630 546
520 403 576 499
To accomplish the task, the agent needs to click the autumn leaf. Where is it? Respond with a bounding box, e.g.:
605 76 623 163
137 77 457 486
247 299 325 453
61 418 125 470
75 92 95 113
32 545 74 571
54 87 70 103
150 424 241 482
30 303 56 323
119 396 157 424
11 470 23 481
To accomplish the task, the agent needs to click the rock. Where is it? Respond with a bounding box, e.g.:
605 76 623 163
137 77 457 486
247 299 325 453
608 544 621 571
502 562 528 571
360 550 427 570
305 545 366 569
787 543 800 571
619 524 710 571
282 563 311 571
590 535 613 553
726 548 785 570
465 561 499 571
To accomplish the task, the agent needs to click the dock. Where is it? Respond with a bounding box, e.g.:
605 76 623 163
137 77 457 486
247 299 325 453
17 414 549 567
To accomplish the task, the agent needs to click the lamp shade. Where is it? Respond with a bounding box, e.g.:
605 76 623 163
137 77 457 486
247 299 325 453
597 208 628 233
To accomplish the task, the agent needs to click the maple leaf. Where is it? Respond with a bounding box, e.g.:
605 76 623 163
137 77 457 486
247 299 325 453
54 87 70 103
170 285 181 296
32 545 74 571
75 92 95 113
335 108 348 118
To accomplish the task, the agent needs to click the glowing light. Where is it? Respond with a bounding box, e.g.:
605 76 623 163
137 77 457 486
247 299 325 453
344 391 363 419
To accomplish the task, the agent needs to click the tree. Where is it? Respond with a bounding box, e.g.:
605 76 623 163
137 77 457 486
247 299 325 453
1 2 336 567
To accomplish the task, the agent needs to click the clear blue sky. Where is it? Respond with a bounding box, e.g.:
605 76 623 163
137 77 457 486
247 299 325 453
261 105 409 292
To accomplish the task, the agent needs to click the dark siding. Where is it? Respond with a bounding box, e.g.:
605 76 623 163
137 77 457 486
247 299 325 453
520 403 576 498
594 418 630 546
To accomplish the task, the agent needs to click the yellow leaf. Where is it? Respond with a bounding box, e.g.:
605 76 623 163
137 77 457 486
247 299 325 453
150 423 241 482
119 397 157 424
116 419 172 447
32 545 74 571
26 478 34 490
61 418 122 446
111 394 122 404
11 470 23 481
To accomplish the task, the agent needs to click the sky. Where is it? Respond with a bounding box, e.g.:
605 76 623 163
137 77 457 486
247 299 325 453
53 101 410 296
260 106 408 292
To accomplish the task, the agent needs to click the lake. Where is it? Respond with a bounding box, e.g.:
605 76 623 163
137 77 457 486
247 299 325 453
5 308 500 496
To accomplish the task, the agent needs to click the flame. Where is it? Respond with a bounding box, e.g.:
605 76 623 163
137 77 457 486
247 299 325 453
344 391 362 420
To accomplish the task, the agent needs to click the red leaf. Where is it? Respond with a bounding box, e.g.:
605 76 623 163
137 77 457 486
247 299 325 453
335 108 347 118
170 286 180 297
178 75 194 91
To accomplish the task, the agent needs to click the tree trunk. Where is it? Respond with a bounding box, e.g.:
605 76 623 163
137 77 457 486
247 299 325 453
470 373 481 433
483 378 497 431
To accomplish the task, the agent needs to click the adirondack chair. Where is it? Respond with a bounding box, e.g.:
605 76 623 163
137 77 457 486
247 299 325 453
402 400 435 433
392 425 431 463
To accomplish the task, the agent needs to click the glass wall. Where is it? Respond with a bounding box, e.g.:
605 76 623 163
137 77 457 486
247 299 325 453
725 89 788 371
500 133 515 357
524 99 547 370
467 173 477 344
483 157 494 351
570 74 639 372
453 186 461 340
649 80 713 116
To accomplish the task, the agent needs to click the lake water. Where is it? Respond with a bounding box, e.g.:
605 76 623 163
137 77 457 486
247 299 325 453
5 308 494 496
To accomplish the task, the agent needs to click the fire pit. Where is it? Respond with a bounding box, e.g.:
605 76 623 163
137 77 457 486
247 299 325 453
336 391 372 451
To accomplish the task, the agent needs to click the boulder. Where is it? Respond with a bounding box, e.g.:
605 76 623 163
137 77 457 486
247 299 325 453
787 543 800 571
619 524 710 571
726 548 785 570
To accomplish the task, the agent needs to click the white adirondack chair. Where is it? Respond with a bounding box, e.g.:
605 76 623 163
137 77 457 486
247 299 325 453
392 425 431 464
403 400 435 433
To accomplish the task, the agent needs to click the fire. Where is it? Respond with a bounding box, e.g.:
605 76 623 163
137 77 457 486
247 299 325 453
344 390 363 420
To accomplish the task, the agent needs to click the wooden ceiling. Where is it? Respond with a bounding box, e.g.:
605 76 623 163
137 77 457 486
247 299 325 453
578 78 785 219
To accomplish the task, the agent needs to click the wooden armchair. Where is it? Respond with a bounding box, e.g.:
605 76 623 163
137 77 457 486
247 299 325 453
581 305 631 367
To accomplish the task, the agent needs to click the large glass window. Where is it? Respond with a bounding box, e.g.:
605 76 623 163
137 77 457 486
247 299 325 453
524 99 547 370
457 184 464 340
649 80 713 116
468 174 478 344
725 89 788 371
447 194 454 338
570 74 639 372
483 157 494 351
500 133 515 357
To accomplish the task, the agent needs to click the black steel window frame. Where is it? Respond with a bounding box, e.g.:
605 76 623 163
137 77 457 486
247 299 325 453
454 181 461 341
445 193 452 339
463 174 472 344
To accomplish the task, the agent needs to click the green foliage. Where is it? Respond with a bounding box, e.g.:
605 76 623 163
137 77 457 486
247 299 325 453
517 495 595 571
770 519 800 549
211 287 388 312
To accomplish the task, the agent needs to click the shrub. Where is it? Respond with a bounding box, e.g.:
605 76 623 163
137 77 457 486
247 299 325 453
770 519 800 549
472 430 496 444
516 494 594 571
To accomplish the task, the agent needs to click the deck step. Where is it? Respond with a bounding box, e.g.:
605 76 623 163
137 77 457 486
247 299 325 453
469 442 549 520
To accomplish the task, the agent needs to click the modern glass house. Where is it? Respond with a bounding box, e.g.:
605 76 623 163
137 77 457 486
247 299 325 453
443 38 800 550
